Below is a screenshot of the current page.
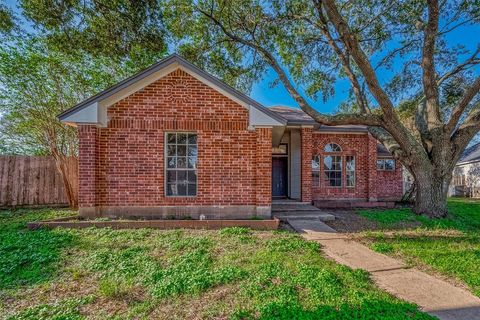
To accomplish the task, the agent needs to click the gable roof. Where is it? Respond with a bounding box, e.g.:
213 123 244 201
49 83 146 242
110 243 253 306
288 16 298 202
58 54 286 125
458 142 480 165
269 106 317 125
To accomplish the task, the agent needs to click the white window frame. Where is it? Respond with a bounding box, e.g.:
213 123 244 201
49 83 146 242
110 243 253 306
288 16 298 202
346 155 355 187
165 132 198 197
377 158 395 171
324 155 342 187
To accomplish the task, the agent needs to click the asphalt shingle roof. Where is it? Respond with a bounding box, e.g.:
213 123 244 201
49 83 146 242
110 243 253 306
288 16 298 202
269 106 368 132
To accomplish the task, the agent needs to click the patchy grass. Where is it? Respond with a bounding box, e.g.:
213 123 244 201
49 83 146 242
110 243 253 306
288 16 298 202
358 198 480 297
0 208 434 319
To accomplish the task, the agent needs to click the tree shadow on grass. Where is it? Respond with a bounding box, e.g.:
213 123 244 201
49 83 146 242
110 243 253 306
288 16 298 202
0 209 77 290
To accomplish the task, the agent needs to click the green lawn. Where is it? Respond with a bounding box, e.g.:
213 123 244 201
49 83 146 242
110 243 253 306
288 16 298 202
0 209 433 319
358 198 480 297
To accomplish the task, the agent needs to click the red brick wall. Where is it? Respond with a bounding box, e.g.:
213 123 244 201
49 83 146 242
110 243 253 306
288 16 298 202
376 160 403 201
309 132 403 201
255 128 272 206
77 69 271 211
367 134 378 201
78 125 98 208
301 128 313 202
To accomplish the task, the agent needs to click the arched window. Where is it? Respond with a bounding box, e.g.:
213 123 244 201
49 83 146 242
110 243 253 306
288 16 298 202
324 143 342 152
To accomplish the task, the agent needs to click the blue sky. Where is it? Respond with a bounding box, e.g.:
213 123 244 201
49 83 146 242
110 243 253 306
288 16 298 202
3 0 480 114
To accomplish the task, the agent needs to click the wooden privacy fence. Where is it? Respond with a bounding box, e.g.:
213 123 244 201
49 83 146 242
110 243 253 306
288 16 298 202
0 156 78 208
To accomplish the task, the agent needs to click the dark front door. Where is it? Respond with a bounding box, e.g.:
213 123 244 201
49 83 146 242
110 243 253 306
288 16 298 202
272 157 288 198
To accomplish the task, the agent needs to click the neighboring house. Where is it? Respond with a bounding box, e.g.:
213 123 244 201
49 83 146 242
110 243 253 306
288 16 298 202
59 54 403 219
450 142 480 198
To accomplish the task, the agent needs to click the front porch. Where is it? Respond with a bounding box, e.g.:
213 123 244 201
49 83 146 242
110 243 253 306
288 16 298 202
271 126 312 202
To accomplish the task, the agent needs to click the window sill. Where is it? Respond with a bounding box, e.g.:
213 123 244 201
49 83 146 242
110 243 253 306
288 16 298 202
164 195 198 198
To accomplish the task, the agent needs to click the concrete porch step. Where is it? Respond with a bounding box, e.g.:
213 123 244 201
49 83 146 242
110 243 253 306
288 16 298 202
272 200 311 205
272 201 335 222
272 205 321 212
275 213 336 222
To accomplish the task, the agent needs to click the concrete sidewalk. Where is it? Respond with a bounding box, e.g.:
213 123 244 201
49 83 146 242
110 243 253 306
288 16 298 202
288 219 480 320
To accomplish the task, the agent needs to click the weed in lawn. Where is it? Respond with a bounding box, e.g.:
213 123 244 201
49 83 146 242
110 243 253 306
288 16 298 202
220 227 255 243
370 242 395 253
233 235 434 320
98 277 134 299
266 234 320 252
358 208 428 227
220 227 251 235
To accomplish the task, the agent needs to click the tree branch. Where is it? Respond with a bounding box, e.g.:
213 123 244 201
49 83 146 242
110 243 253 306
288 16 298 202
367 126 408 162
375 40 418 70
451 103 480 160
321 0 396 115
313 0 370 114
438 46 480 85
446 77 480 134
421 0 441 128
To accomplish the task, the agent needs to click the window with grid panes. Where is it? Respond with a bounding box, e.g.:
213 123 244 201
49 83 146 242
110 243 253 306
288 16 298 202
166 133 197 196
324 155 342 187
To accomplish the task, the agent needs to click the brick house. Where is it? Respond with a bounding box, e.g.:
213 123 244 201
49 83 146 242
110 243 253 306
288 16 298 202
59 54 402 219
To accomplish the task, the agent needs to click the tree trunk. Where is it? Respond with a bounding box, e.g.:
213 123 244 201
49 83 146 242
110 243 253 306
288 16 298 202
413 172 450 218
401 180 416 203
52 152 78 208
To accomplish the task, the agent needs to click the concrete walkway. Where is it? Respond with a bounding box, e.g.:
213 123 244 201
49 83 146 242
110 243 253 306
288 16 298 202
288 219 480 320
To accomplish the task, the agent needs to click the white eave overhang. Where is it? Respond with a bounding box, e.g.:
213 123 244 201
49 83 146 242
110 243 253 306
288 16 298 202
59 54 286 128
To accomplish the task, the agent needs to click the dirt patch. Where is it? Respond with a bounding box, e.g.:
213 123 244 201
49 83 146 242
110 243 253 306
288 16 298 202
324 210 380 233
324 209 424 233
2 273 99 317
